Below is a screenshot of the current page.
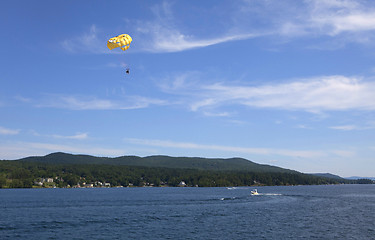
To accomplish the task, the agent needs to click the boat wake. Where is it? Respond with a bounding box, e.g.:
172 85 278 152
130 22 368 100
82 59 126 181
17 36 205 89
220 197 237 201
260 193 282 196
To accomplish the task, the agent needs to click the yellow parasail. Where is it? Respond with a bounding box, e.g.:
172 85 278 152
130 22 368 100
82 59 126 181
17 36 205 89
107 34 132 51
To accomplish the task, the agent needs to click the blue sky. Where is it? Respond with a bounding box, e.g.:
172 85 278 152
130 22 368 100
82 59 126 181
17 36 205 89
1 0 375 177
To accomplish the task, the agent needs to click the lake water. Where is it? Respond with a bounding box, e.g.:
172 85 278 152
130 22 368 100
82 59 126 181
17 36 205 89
1 185 374 239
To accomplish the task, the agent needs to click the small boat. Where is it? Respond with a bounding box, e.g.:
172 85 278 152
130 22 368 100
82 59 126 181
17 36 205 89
251 189 259 195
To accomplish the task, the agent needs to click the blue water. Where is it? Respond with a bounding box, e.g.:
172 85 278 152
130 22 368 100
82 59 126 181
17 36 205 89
1 185 374 239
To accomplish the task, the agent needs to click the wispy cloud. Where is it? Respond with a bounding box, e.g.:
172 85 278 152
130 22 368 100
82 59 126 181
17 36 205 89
134 1 266 53
161 74 375 113
18 73 375 115
35 94 166 110
330 125 358 131
0 141 127 160
0 126 20 135
136 0 375 53
330 121 375 131
239 0 375 41
330 149 356 158
14 96 32 103
137 21 260 53
61 25 108 54
124 137 354 159
308 0 375 36
60 1 375 54
52 133 89 140
28 130 89 141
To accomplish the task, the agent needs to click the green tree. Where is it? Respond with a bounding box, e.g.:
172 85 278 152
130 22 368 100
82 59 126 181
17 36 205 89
0 175 7 188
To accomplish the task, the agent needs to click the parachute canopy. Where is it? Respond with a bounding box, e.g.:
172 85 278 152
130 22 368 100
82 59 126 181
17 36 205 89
107 34 132 51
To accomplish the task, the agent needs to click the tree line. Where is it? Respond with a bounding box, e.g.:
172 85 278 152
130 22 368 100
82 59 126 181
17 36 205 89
0 160 358 188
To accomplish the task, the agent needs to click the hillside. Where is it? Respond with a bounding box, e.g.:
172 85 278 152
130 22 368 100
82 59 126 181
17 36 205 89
346 176 375 181
19 152 297 173
1 152 357 188
311 173 344 179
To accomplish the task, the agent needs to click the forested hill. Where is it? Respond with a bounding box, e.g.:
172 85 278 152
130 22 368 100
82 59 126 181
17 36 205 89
1 152 359 188
19 152 296 173
311 173 344 179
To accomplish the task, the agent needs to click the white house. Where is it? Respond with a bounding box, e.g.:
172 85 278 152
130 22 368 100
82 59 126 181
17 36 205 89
178 181 187 187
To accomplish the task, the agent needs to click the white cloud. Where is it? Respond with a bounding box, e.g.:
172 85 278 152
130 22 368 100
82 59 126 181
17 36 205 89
141 29 259 53
14 95 32 103
308 0 375 35
124 137 325 158
296 124 311 129
240 0 375 40
60 4 263 54
61 25 109 54
330 125 358 131
124 137 357 160
330 121 375 131
167 75 375 113
36 94 166 110
202 111 232 117
134 1 266 53
0 141 126 160
137 0 375 53
331 149 356 158
60 1 375 55
29 130 89 140
52 133 89 140
22 74 375 114
0 126 20 135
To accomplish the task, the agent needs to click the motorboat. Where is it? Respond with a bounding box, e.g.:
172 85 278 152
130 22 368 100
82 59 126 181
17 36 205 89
251 189 259 195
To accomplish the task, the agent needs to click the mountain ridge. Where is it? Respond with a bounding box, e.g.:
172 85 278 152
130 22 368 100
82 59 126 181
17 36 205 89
311 173 344 179
346 176 375 181
18 152 298 173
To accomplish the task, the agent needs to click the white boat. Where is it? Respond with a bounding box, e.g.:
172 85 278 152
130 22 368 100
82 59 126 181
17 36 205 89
251 189 259 195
